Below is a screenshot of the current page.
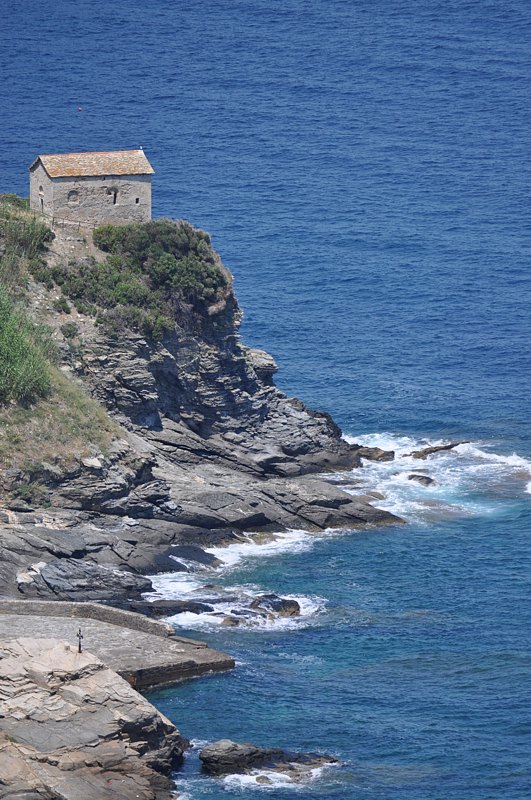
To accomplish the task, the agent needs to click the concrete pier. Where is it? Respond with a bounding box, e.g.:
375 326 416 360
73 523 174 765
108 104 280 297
0 600 234 688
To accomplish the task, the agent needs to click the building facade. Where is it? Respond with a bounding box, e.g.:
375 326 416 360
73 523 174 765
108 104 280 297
29 149 154 226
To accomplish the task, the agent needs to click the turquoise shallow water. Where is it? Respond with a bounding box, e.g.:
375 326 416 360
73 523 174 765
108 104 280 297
1 0 531 796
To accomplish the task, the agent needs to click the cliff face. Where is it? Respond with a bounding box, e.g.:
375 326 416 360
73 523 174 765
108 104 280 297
0 210 400 602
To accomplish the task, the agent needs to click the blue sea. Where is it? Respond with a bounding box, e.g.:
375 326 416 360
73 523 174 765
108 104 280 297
1 1 530 797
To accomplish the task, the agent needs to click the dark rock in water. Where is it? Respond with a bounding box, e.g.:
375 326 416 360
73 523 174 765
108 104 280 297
351 446 395 462
199 738 339 776
408 474 436 486
250 593 300 617
118 599 215 618
407 442 467 460
221 616 240 627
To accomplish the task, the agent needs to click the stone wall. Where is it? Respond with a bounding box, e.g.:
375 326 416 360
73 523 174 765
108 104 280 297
30 169 152 226
0 599 207 645
52 174 152 226
29 161 53 216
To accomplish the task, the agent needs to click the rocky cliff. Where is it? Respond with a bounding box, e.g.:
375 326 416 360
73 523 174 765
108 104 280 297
0 203 400 604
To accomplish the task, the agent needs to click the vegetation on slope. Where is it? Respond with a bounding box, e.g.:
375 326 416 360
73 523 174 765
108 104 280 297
0 195 55 403
0 195 119 484
0 289 54 403
30 219 230 339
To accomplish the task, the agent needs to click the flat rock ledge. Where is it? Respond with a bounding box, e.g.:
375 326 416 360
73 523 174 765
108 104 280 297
0 638 189 800
0 601 235 688
199 738 340 782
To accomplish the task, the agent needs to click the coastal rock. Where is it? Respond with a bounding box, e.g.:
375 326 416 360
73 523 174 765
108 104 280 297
0 638 189 800
408 474 436 486
199 738 339 778
250 594 300 617
15 559 152 601
125 599 216 617
0 223 404 606
407 442 466 460
351 446 395 462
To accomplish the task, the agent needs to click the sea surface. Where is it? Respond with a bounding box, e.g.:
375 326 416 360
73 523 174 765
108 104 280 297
1 1 530 798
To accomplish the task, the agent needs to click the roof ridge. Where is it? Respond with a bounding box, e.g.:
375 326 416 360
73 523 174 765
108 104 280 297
38 148 143 156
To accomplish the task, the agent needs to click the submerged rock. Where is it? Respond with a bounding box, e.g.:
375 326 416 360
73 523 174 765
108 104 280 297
407 442 466 460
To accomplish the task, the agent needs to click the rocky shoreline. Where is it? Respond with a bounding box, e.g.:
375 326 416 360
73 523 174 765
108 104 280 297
0 222 408 798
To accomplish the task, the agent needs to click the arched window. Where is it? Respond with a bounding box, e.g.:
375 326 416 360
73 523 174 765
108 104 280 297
39 185 44 193
67 190 79 204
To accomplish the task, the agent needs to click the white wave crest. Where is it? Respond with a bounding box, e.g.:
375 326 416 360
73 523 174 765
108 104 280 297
341 432 531 523
222 764 332 790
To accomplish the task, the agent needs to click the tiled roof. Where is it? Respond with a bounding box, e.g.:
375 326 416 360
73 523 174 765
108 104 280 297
30 150 154 178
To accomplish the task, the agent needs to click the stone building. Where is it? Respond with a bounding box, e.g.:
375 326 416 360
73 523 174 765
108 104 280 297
29 149 154 226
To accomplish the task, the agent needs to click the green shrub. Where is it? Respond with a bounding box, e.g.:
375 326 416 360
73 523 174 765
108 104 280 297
52 296 71 314
60 321 79 339
56 219 229 337
0 213 53 259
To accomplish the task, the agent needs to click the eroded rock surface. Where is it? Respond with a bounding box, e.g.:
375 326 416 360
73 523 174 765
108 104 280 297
0 638 189 800
0 229 402 604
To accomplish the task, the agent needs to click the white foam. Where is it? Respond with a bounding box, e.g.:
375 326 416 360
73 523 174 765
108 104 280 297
164 592 327 631
205 528 314 569
221 764 330 790
342 432 531 523
223 770 295 789
456 442 531 473
527 481 531 495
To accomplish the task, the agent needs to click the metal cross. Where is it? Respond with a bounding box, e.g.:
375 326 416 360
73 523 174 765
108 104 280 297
76 628 83 654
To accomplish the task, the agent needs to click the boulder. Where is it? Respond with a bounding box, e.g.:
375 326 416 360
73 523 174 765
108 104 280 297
351 446 395 462
250 594 300 617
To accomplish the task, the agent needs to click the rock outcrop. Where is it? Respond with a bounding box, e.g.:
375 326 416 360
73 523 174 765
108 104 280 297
0 638 189 800
408 473 436 486
199 738 339 780
0 225 402 604
406 442 466 460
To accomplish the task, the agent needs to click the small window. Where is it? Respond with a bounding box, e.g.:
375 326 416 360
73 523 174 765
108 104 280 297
39 185 44 193
135 198 140 204
67 190 79 204
106 187 118 205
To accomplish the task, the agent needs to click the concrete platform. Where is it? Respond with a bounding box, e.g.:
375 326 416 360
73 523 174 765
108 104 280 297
0 601 234 688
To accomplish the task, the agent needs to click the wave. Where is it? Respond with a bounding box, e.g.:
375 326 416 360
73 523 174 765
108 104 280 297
342 432 531 523
147 432 530 636
147 529 327 631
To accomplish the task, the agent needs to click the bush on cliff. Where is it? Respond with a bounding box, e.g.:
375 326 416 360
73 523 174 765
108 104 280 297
52 218 231 338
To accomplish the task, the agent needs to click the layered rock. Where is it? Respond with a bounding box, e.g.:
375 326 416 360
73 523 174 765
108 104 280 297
0 226 402 603
0 638 189 800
